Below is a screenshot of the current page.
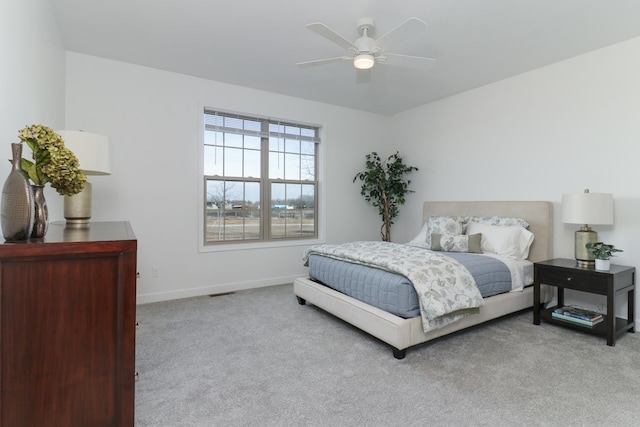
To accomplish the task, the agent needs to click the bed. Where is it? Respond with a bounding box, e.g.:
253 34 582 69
294 201 554 359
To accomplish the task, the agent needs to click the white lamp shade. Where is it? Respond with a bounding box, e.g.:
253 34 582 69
354 53 375 70
57 130 111 175
562 192 613 225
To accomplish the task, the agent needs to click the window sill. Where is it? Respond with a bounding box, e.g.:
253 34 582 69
198 237 324 253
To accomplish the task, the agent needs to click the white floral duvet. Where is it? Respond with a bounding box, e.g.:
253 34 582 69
303 241 485 332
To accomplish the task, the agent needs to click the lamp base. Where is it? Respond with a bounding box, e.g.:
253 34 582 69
575 227 597 267
64 181 92 228
576 259 595 268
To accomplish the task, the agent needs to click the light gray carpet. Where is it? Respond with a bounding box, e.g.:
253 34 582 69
135 284 640 426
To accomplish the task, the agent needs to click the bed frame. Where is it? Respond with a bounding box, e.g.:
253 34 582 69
294 201 554 359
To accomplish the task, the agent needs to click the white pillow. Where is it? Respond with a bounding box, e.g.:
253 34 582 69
407 221 431 247
465 221 534 260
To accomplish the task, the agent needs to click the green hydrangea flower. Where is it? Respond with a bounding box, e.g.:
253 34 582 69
17 124 87 196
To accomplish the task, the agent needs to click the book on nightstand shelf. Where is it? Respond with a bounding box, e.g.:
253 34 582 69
552 306 603 327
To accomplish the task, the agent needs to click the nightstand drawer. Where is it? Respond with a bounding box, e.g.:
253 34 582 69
537 268 606 293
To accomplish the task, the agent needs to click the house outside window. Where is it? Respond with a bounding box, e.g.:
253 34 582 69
203 109 319 244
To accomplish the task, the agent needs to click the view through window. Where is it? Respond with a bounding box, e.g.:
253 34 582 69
203 110 319 244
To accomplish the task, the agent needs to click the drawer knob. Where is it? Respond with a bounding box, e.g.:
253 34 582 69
567 277 572 281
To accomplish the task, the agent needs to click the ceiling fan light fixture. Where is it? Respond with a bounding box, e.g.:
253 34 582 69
354 53 375 70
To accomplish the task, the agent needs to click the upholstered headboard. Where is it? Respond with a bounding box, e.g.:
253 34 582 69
422 201 553 263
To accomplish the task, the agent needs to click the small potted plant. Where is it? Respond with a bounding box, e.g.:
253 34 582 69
585 242 623 271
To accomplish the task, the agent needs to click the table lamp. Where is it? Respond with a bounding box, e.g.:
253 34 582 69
562 189 613 267
57 130 111 227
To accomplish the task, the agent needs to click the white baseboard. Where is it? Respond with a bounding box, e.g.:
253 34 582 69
136 275 299 304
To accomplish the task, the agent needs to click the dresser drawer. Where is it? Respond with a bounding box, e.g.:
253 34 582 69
536 268 607 293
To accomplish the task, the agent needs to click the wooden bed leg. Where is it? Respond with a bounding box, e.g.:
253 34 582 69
296 296 306 305
392 347 406 360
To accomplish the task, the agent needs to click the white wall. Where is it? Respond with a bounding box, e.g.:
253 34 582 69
13 0 638 320
392 37 640 320
64 53 390 303
0 0 66 211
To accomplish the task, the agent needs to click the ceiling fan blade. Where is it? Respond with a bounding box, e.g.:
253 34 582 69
374 17 428 51
306 22 357 51
296 56 351 67
377 53 436 70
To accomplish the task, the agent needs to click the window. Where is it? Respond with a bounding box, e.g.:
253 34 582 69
203 110 319 244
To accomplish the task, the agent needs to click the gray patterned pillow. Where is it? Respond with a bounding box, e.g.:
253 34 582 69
424 216 465 247
465 216 530 230
431 233 482 253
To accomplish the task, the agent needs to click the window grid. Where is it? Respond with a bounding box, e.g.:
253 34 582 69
204 110 319 244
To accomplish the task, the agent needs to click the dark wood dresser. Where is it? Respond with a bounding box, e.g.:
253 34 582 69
0 221 137 426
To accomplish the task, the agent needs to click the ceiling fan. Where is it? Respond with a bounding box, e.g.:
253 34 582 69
296 17 436 71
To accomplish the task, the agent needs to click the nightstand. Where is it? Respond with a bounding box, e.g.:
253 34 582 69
533 258 635 346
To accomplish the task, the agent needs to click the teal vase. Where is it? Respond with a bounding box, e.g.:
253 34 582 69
1 143 34 241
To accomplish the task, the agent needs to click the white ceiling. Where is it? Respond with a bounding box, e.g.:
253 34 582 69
51 0 640 116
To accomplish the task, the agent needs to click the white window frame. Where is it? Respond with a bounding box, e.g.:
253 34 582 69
198 107 326 252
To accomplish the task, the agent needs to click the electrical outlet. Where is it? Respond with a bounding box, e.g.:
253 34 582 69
152 267 159 278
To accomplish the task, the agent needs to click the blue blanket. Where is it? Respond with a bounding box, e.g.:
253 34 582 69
304 242 486 332
307 247 512 321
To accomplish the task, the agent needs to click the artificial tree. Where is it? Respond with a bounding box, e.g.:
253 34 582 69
353 151 418 242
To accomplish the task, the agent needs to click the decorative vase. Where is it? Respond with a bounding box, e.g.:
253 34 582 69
31 184 48 239
595 258 610 271
1 143 34 241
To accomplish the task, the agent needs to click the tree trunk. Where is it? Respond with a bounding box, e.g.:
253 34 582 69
381 192 391 242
